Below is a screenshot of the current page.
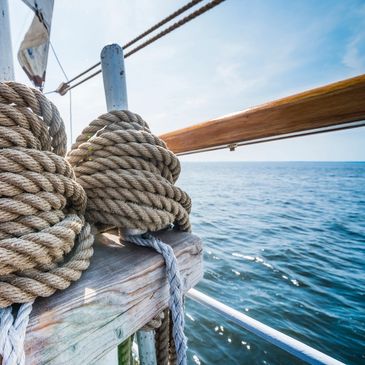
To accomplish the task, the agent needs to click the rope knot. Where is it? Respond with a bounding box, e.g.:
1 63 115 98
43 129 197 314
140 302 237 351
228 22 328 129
68 110 191 233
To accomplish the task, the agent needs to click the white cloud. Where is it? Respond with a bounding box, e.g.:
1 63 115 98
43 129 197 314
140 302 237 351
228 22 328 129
343 33 365 72
342 3 365 73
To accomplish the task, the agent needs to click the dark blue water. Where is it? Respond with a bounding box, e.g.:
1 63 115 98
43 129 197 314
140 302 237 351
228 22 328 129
178 162 365 365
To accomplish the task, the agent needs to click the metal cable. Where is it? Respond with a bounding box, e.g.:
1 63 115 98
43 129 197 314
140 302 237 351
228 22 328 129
58 0 226 94
62 0 204 87
65 69 102 92
49 42 74 145
67 62 100 84
123 0 204 49
50 41 68 80
124 0 225 58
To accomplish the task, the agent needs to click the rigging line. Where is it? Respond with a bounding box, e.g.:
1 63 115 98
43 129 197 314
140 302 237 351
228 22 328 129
69 90 73 144
62 0 206 86
124 0 226 58
176 121 365 156
50 41 68 80
49 41 74 145
59 0 226 94
66 69 102 92
67 62 100 84
123 0 204 49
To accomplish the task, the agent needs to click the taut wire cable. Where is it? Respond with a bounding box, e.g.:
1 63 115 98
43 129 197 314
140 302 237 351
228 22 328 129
54 0 226 94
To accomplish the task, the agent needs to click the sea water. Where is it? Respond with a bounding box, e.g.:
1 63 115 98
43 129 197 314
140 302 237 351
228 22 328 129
178 162 364 365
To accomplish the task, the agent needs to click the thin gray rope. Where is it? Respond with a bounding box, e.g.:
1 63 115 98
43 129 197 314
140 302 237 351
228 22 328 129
0 302 33 365
126 234 187 365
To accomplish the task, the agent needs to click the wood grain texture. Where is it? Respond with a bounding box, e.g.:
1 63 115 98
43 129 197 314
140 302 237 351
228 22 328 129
24 231 203 365
159 74 365 153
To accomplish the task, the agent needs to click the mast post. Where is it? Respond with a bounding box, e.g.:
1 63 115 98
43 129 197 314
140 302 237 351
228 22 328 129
101 44 128 111
100 43 157 365
0 0 14 81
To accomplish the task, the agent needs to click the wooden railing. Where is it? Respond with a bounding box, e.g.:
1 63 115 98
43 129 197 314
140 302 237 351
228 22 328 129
160 74 365 154
25 232 203 364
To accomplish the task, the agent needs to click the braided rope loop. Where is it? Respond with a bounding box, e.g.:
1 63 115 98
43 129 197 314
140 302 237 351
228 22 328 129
127 234 187 365
0 82 94 364
0 302 33 365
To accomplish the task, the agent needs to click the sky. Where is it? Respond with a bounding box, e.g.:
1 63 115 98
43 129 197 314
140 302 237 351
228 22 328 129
7 0 365 161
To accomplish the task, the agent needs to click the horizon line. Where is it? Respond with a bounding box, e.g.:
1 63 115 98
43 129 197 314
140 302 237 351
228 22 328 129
180 160 365 163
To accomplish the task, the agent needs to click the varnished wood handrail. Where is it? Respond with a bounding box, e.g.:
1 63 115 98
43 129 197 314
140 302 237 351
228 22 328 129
160 74 365 154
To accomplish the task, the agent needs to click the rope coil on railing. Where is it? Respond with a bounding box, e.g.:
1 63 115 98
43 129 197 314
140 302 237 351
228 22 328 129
68 110 191 365
68 110 191 233
0 83 191 364
0 82 94 364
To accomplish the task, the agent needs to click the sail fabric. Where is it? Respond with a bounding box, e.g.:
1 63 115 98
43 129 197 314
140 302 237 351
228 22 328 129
17 0 54 88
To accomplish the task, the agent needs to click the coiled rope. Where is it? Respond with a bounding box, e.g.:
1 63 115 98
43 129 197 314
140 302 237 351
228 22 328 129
0 82 94 365
68 110 191 365
0 85 191 363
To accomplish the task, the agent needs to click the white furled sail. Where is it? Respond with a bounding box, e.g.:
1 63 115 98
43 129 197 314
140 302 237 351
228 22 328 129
18 0 54 88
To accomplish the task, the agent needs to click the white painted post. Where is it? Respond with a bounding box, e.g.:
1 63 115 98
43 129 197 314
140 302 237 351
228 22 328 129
137 331 158 365
100 43 157 365
101 44 128 111
97 43 128 365
0 0 14 81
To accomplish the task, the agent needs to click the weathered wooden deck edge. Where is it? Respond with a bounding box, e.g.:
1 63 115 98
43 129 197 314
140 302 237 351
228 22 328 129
25 231 203 365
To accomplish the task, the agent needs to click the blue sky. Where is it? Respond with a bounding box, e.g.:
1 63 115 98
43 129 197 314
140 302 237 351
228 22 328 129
8 0 365 161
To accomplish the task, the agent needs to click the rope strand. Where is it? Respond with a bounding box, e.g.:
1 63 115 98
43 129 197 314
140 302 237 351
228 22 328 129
127 234 187 365
0 302 33 365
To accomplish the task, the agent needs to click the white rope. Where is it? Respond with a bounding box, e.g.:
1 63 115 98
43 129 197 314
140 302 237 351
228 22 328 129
0 302 33 365
127 234 187 365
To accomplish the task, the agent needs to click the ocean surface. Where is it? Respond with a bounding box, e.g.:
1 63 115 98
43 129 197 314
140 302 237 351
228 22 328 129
177 162 365 365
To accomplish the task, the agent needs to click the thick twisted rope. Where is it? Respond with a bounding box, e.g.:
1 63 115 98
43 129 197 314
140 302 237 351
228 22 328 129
155 309 170 365
68 110 191 233
169 309 177 365
68 110 190 365
142 311 164 332
0 82 94 364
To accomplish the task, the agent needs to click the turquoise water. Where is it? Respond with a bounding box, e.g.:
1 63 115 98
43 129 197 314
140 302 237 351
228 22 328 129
178 162 365 365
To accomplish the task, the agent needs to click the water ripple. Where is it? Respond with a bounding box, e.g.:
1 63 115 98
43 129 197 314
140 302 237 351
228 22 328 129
180 162 365 365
